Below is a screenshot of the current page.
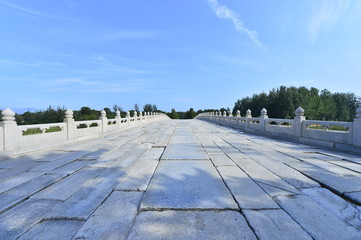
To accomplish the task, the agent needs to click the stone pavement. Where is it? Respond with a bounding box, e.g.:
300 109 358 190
1 119 361 239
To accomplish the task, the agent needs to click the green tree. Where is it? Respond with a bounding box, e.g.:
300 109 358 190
168 109 180 119
185 108 196 119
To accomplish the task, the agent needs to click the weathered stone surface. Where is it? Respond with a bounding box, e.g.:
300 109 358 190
243 209 312 240
169 135 199 144
115 158 159 191
73 191 143 240
45 169 126 220
0 171 45 193
344 192 361 208
286 161 361 194
274 194 361 239
233 157 299 196
0 199 61 240
0 173 65 214
141 160 238 210
217 166 279 209
127 210 257 240
329 160 361 174
32 167 104 201
161 143 208 160
244 150 320 189
302 188 361 230
210 154 236 166
30 151 89 172
17 220 84 240
79 147 114 160
140 147 164 160
50 160 90 174
300 158 361 178
0 161 42 182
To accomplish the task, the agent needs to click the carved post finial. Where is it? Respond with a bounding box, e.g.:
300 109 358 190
236 110 240 117
1 108 16 123
228 111 232 117
100 110 106 118
261 108 267 116
64 109 73 120
295 107 305 117
246 109 252 118
116 110 120 118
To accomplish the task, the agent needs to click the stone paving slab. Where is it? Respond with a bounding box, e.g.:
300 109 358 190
286 161 361 195
45 169 127 221
233 157 299 196
302 188 361 229
73 191 143 240
243 150 320 189
127 210 257 240
32 167 105 201
17 220 84 240
329 160 361 174
0 199 62 240
0 171 46 193
29 151 89 172
210 154 236 166
115 158 159 191
140 160 238 210
0 173 66 214
161 143 208 160
50 160 90 174
275 194 361 239
243 209 312 240
169 135 199 144
217 166 279 209
0 162 42 182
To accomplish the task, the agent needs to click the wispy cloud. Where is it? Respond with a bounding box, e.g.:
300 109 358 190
207 0 266 51
0 0 73 20
308 1 350 43
0 59 64 67
42 78 142 93
99 30 161 41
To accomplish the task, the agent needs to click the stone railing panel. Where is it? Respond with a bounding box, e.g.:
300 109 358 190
0 108 169 156
196 107 361 153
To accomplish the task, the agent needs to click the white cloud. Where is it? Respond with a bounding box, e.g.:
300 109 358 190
0 0 73 20
99 30 161 41
308 1 350 43
42 78 143 93
0 59 64 67
207 0 266 51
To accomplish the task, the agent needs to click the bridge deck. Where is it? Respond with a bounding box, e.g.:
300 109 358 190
1 119 361 239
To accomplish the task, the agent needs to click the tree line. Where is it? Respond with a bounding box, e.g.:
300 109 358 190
11 103 162 125
233 86 360 121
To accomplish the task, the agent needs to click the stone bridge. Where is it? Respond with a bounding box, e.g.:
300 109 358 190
1 115 361 239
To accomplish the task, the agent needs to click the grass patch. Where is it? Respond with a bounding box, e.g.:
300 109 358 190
307 124 348 131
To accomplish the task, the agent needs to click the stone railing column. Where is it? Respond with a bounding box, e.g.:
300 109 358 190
294 107 305 138
260 108 268 132
1 108 18 151
99 110 107 133
115 110 121 129
126 111 130 126
246 109 252 128
353 107 361 147
64 109 76 140
236 110 240 117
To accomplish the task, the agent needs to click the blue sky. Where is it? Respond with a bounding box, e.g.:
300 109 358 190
1 0 361 112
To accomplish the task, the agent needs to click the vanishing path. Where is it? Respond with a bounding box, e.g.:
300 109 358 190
1 119 361 239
